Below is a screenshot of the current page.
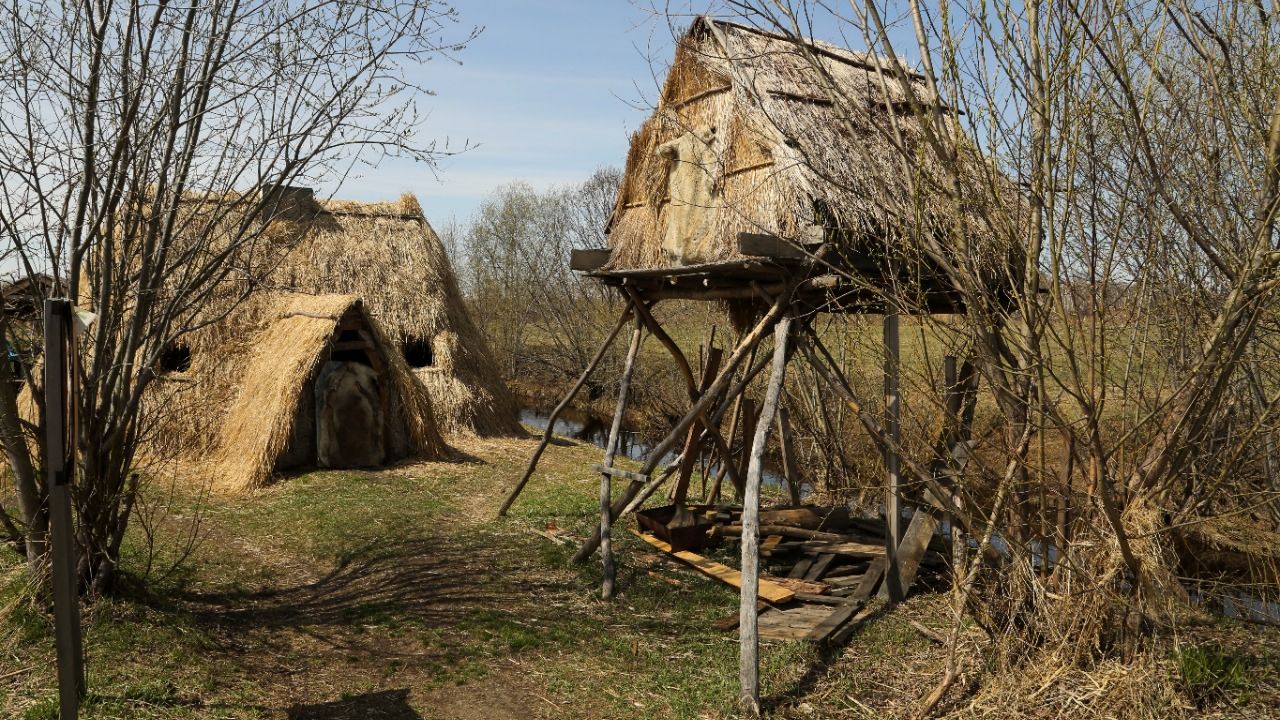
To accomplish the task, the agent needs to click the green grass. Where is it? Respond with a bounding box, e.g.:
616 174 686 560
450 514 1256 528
4 430 1279 719
1176 644 1253 706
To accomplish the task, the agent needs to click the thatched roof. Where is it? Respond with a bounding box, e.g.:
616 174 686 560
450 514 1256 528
606 18 1008 275
188 293 447 493
265 194 521 436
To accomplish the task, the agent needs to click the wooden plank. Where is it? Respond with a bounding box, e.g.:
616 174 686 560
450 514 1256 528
788 558 813 579
800 540 886 557
763 576 828 595
760 535 783 555
793 593 857 606
850 555 886 602
570 248 611 271
806 600 865 643
804 553 837 582
757 604 835 641
592 464 649 484
632 531 795 603
722 524 847 542
879 507 940 601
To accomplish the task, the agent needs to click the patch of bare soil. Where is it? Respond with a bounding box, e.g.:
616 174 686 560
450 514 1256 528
173 434 588 719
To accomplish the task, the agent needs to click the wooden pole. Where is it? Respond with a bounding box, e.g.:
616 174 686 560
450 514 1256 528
776 406 802 506
573 284 794 563
45 299 84 719
943 355 959 572
600 316 644 599
498 305 633 517
740 314 792 717
882 310 904 602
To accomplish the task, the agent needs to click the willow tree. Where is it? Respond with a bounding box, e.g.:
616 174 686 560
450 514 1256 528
0 0 476 593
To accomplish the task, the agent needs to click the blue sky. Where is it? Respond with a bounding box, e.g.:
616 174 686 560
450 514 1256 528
328 1 679 228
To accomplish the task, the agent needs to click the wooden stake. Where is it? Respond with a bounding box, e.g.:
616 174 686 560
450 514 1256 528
600 317 644 599
882 310 903 602
776 406 802 506
573 285 795 563
740 315 792 717
499 305 633 517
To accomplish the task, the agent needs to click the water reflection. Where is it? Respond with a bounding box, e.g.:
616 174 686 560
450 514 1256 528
519 407 792 491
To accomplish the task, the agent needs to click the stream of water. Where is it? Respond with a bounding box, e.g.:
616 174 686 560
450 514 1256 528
519 407 793 492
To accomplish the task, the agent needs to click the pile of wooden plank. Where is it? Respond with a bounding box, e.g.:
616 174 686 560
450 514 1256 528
634 504 948 643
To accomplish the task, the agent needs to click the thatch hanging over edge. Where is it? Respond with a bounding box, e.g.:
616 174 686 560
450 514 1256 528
269 194 521 437
204 293 448 494
605 17 1017 275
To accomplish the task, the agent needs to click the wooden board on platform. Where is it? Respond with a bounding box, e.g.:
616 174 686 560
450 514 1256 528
633 531 796 603
755 603 837 641
802 540 886 557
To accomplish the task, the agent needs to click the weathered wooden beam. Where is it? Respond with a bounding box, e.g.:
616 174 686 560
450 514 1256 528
776 406 803 506
591 464 649 484
570 248 612 271
737 232 810 260
572 286 795 563
883 310 903 602
498 304 633 517
740 314 792 717
600 317 644 599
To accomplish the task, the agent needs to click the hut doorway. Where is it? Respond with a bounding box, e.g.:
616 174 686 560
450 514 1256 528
315 359 386 468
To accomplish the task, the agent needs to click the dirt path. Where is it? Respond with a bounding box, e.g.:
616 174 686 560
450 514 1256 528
174 434 599 720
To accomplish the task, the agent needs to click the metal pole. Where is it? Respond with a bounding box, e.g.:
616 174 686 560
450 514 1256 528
44 298 84 719
882 310 903 602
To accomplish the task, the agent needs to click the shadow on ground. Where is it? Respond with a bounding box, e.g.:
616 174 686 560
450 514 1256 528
287 688 421 719
177 534 577 659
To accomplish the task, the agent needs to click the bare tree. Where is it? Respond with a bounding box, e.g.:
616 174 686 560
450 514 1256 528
0 0 477 593
711 0 1279 710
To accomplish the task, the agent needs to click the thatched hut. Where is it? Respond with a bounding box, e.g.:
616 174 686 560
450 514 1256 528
196 293 448 493
267 191 520 437
602 17 1006 300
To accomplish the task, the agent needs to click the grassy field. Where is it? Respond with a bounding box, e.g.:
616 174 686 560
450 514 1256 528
1 431 1277 719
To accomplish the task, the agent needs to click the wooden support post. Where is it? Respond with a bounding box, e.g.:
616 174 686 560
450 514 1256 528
572 285 794 563
626 287 745 496
669 349 724 530
943 355 961 576
776 406 802 506
736 398 757 501
499 305 633 517
740 315 792 717
600 317 644 599
44 299 84 719
882 310 903 603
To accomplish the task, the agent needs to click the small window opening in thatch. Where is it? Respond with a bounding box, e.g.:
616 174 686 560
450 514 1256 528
158 343 191 374
402 337 433 368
